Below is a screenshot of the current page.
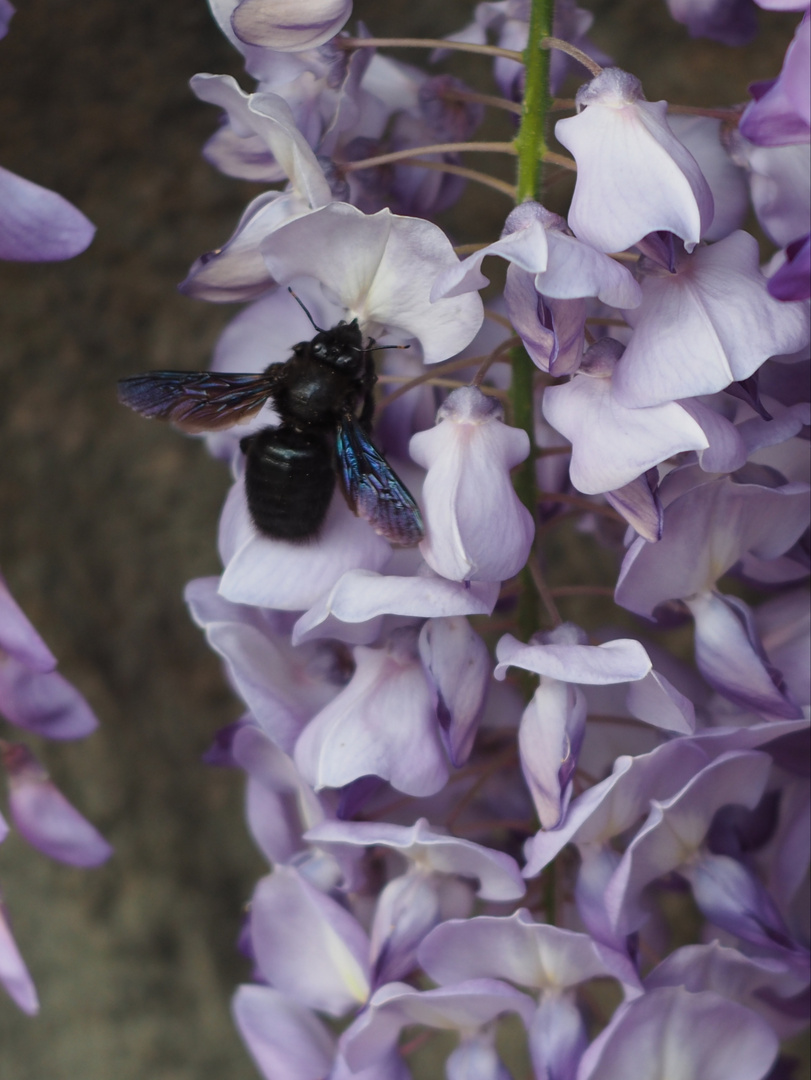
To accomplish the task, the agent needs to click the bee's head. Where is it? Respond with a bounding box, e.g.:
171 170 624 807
310 319 366 372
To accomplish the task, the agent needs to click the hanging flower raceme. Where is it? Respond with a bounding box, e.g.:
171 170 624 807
118 0 811 1073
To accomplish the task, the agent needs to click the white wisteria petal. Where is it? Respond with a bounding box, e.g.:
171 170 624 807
555 69 714 253
418 909 613 990
418 616 491 766
410 388 534 582
260 202 484 362
519 678 587 828
431 213 549 300
614 231 810 408
292 568 499 644
577 987 779 1080
250 865 370 1016
668 114 749 242
0 900 38 1015
231 0 352 51
306 818 525 901
191 75 332 208
495 631 652 685
536 226 642 306
542 370 707 494
232 985 336 1080
219 481 392 611
294 633 449 797
179 191 315 302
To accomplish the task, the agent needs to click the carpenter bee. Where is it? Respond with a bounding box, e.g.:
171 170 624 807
117 296 424 546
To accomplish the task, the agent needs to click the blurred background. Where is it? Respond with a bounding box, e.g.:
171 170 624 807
0 0 799 1076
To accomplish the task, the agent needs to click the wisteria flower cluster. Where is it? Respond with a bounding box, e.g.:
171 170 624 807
0 0 109 1018
117 0 808 1076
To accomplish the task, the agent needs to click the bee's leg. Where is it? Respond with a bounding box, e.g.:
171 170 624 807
358 347 377 432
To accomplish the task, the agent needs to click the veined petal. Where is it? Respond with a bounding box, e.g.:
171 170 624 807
555 69 713 253
231 0 352 51
260 203 484 362
615 231 811 408
0 165 94 262
410 387 534 582
250 865 370 1016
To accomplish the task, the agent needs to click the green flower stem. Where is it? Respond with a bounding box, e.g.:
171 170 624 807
509 0 554 640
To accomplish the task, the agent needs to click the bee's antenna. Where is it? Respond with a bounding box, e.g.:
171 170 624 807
287 287 325 332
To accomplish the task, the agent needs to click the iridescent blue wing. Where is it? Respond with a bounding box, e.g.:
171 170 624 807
117 370 281 433
336 417 424 546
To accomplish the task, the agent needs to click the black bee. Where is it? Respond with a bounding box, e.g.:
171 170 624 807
117 299 424 546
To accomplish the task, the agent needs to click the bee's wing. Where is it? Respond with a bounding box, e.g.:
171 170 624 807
336 417 425 546
117 370 282 433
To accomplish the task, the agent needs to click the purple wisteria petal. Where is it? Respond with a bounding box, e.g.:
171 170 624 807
231 0 352 51
409 388 534 582
755 587 811 706
666 115 749 241
685 590 803 718
625 669 696 734
232 984 336 1079
577 987 779 1080
731 139 811 249
260 202 484 362
0 894 38 1015
368 871 442 985
185 577 346 751
769 233 811 301
341 980 536 1072
529 993 587 1080
0 165 95 262
604 750 772 938
665 0 758 45
292 568 499 645
614 231 811 408
218 481 392 611
305 818 526 901
678 397 748 474
555 69 714 253
446 1033 513 1080
0 653 99 739
418 910 612 990
645 941 811 1038
684 852 805 961
542 366 708 495
740 12 811 146
179 191 318 302
190 75 333 208
1 743 113 867
229 722 324 862
0 0 14 39
431 208 550 300
0 573 56 671
294 630 449 797
505 265 586 374
418 616 491 766
521 738 712 877
432 202 641 308
615 468 811 617
494 629 652 685
250 865 371 1015
518 678 587 829
604 471 663 542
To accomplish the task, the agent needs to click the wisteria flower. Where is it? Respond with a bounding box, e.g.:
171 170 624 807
409 387 534 583
259 201 485 362
555 68 714 253
613 230 810 408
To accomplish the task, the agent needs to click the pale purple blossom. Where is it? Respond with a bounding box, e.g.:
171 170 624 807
555 68 714 253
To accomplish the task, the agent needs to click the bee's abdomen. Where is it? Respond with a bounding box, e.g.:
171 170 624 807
241 427 336 541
